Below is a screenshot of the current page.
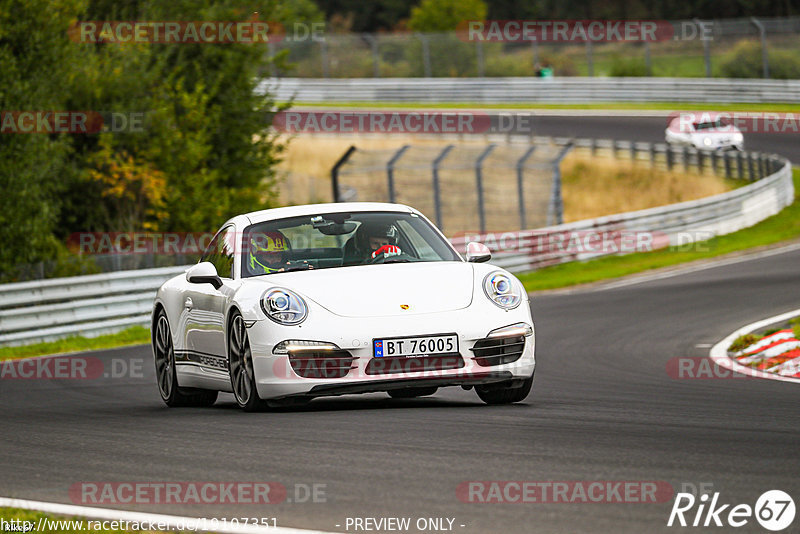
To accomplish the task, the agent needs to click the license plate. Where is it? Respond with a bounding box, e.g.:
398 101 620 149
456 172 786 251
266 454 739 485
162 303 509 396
373 334 458 358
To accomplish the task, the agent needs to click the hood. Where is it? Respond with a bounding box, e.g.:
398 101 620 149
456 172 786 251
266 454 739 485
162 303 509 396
690 128 742 144
258 261 475 318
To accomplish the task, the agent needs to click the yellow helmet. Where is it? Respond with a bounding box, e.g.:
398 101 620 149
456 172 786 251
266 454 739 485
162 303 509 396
248 231 290 274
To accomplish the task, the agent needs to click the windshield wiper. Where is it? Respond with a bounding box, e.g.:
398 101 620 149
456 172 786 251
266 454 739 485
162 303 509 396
382 259 412 264
282 263 314 272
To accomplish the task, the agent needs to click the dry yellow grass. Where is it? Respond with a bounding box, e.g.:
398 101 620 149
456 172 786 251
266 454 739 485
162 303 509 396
276 135 733 228
560 153 731 222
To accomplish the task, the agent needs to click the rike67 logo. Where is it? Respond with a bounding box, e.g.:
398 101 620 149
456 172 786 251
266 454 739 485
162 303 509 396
668 490 795 531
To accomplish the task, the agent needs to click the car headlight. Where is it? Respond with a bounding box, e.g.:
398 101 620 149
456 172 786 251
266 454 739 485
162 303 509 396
487 322 533 338
483 272 522 310
703 137 712 147
261 288 307 325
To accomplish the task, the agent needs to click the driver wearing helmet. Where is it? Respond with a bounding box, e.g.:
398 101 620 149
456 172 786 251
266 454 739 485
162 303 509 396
247 230 291 274
359 221 402 263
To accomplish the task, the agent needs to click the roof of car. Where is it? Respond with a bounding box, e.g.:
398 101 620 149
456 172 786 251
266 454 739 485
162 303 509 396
234 202 417 227
670 111 724 124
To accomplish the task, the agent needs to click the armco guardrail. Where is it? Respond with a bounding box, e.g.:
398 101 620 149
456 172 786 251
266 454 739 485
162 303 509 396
261 77 800 104
0 266 190 346
450 153 794 273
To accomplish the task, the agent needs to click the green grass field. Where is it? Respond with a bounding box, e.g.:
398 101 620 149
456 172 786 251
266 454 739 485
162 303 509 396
0 326 150 361
518 168 800 292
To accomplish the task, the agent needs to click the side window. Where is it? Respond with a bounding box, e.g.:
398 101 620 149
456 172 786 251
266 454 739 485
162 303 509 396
200 226 235 279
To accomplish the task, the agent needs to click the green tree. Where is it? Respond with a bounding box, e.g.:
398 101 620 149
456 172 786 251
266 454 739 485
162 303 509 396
0 0 85 280
1 0 288 280
408 0 488 32
62 0 288 235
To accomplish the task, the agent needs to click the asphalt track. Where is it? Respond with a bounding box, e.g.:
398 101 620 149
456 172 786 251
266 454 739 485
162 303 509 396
2 246 799 533
524 114 800 162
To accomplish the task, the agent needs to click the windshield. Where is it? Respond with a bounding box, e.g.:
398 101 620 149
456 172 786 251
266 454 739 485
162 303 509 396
694 118 731 130
241 211 460 278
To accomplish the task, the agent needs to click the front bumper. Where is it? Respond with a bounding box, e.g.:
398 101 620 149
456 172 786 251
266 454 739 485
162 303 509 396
247 307 535 400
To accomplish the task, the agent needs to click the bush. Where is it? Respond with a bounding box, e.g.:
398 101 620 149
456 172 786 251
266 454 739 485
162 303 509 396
728 333 761 353
718 39 800 79
609 55 649 77
791 318 800 340
484 52 535 77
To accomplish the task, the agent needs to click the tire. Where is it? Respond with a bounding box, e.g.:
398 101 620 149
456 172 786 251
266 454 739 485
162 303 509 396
475 375 533 405
228 312 268 412
153 310 218 407
388 387 438 399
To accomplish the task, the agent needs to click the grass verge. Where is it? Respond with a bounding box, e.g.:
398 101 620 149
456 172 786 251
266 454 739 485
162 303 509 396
0 507 178 533
0 326 150 361
518 168 800 292
288 101 800 113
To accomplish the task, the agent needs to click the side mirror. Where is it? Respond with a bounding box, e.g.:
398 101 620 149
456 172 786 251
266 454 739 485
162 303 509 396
186 262 223 289
466 241 491 263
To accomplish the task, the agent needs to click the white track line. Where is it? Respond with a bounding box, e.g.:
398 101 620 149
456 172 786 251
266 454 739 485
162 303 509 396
0 497 339 534
709 309 800 384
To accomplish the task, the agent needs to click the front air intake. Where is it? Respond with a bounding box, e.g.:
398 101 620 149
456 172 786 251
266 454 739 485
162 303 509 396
288 349 356 379
470 335 525 367
365 354 464 375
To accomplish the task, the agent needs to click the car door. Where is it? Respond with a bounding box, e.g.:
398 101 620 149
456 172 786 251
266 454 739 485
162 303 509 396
182 225 236 371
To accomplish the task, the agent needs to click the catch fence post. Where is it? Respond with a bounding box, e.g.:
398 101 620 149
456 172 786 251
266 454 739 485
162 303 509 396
432 145 454 229
386 145 410 203
516 146 537 230
475 145 496 234
331 145 356 202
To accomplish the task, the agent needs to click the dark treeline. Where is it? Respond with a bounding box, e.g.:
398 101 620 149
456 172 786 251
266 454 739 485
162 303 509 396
314 0 800 33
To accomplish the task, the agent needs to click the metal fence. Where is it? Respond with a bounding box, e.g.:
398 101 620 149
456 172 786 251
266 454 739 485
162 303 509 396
0 266 189 346
450 151 793 273
268 17 800 79
330 141 572 237
264 77 800 104
570 137 782 180
328 135 780 238
6 251 200 285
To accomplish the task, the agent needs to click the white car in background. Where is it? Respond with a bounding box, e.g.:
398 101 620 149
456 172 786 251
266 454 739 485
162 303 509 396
665 112 744 151
151 202 536 411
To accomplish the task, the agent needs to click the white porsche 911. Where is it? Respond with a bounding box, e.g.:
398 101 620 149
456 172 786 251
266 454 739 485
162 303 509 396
151 202 535 411
665 112 744 151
